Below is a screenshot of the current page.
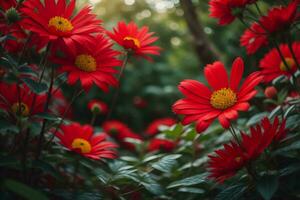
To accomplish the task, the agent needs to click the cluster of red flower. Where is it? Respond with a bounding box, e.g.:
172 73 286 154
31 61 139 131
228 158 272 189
172 0 300 183
0 0 160 161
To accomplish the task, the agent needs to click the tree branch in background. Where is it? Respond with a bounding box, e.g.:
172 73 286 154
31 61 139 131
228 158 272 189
179 0 220 65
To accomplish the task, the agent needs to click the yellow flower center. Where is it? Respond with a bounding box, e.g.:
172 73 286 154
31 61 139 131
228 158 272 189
48 16 73 33
124 36 141 48
11 102 29 117
75 54 97 72
279 57 295 71
210 88 237 110
71 138 92 154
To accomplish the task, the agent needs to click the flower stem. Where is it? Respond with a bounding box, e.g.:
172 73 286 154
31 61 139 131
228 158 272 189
90 112 97 126
287 34 300 70
229 124 241 145
44 88 84 149
106 52 129 120
35 65 55 160
272 40 300 93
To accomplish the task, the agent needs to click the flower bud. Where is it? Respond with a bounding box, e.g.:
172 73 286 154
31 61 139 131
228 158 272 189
264 86 277 99
87 100 108 115
5 8 20 24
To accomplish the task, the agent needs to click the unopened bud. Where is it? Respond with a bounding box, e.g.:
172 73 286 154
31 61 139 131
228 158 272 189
5 8 20 24
264 86 277 99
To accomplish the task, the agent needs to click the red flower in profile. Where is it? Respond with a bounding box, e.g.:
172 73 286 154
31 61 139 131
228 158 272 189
145 117 177 136
53 35 120 92
0 82 46 117
173 57 262 133
102 120 142 150
55 122 117 160
259 43 300 83
148 138 176 152
209 0 256 25
88 99 108 115
241 0 299 54
0 0 27 53
208 117 287 183
107 21 161 60
21 0 102 48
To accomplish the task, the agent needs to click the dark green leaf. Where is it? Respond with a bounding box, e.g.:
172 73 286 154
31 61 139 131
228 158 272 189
167 174 206 188
178 187 205 194
256 174 279 200
2 179 48 200
216 184 246 200
151 154 181 173
22 78 48 94
0 120 19 134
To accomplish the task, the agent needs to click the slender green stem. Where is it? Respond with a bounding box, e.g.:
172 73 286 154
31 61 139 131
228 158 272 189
254 2 263 17
35 65 55 160
105 52 129 120
44 88 84 148
272 40 300 93
90 112 97 126
287 35 300 70
229 124 241 145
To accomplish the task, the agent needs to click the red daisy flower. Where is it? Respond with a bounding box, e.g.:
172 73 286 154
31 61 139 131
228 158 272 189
53 34 121 92
106 21 161 60
20 0 102 49
102 120 142 150
55 122 118 160
0 82 46 117
259 43 300 83
208 117 287 183
148 138 176 152
173 57 262 133
102 120 131 135
88 99 108 115
240 0 299 54
209 0 256 25
145 117 177 136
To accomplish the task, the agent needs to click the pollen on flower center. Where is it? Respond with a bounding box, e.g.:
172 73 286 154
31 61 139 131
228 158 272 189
279 57 295 71
123 36 141 48
71 138 92 153
48 16 73 33
75 54 97 72
11 102 29 116
210 88 237 110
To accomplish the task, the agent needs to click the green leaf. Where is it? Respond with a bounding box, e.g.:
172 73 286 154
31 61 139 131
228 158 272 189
151 154 181 173
34 113 61 121
18 64 38 76
178 187 205 194
2 179 48 200
183 128 197 141
22 78 48 94
0 120 19 134
279 163 300 176
274 140 300 154
167 174 206 188
216 184 246 200
256 174 279 200
164 123 183 139
284 105 296 118
269 106 282 119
